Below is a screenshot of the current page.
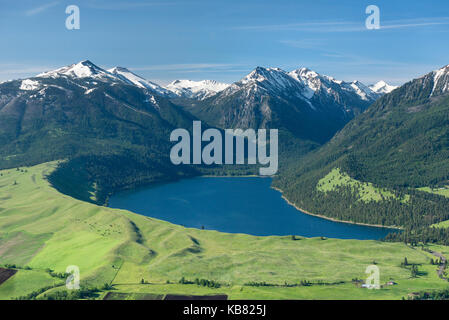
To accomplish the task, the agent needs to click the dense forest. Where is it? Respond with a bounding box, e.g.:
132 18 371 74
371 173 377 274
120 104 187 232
274 178 449 229
273 75 449 241
385 227 449 246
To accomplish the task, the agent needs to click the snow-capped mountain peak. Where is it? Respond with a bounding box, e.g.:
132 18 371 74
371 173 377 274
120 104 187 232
235 67 307 98
37 60 113 79
369 80 398 94
348 80 380 101
36 61 175 97
30 60 227 99
240 67 289 85
432 64 449 77
224 66 389 106
292 67 319 79
288 68 326 98
430 64 449 96
165 79 229 99
240 66 268 83
26 60 400 104
288 67 382 101
196 66 386 143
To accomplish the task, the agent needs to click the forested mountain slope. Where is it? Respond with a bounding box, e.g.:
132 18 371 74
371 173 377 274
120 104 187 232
0 61 199 202
274 65 449 229
186 66 382 145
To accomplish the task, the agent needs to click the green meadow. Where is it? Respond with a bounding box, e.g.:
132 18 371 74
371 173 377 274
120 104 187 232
0 162 448 300
317 168 409 203
433 221 449 228
418 186 449 198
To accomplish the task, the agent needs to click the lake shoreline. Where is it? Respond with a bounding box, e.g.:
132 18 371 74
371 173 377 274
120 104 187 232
199 175 400 230
109 173 401 237
200 174 270 178
270 186 402 231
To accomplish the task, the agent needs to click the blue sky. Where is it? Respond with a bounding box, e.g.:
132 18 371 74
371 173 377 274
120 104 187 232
1 0 449 85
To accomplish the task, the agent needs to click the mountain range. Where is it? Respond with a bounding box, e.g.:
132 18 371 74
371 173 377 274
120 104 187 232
34 60 396 102
187 66 395 144
274 64 449 228
8 59 443 210
0 60 395 158
0 60 204 203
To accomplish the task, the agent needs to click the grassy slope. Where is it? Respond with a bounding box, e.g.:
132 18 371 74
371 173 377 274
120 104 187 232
433 221 449 228
317 168 409 203
318 170 449 228
419 186 449 198
0 162 448 300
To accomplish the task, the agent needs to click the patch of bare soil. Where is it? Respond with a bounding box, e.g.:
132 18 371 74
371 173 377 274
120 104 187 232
0 268 17 285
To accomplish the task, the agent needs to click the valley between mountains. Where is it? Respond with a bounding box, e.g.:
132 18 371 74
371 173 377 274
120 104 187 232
0 60 448 300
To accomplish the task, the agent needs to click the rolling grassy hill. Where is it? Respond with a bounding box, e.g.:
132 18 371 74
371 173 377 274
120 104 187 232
0 162 448 300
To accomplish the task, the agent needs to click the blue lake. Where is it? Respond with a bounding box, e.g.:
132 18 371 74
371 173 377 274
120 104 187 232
109 177 397 240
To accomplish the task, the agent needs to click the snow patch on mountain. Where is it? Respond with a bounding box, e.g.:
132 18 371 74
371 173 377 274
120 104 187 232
20 79 40 91
165 79 229 99
348 81 379 101
240 67 294 90
288 68 383 101
289 68 325 99
231 67 309 101
107 67 173 96
369 81 398 94
430 64 449 96
144 95 160 110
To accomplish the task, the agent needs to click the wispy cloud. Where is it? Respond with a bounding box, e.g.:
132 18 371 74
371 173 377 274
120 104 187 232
85 0 179 10
279 39 326 49
131 63 243 72
232 17 449 33
0 65 52 74
0 64 55 81
380 17 449 30
230 21 351 32
25 1 59 16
